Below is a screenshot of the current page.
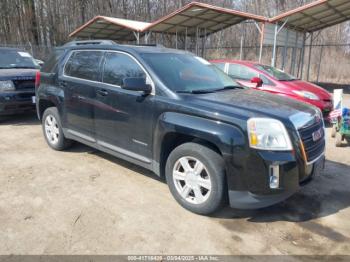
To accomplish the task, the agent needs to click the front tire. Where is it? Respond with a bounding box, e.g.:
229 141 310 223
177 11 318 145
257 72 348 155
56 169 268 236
42 107 72 151
165 142 226 215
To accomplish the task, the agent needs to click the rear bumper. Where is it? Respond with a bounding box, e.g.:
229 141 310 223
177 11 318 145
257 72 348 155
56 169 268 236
0 92 35 115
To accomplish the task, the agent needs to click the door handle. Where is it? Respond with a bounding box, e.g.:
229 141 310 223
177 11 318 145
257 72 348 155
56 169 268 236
60 81 73 90
97 89 109 96
59 81 67 88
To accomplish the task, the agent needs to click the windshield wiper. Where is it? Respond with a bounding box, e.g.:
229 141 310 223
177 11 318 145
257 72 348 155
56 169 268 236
219 85 243 90
176 89 217 94
177 85 242 94
8 66 36 69
279 78 299 81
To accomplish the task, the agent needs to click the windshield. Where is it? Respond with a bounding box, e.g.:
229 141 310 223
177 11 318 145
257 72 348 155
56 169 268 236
0 50 39 69
141 53 239 93
254 64 297 81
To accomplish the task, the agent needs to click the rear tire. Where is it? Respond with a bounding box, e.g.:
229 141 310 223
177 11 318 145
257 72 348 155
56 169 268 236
335 132 343 147
165 142 226 215
42 107 72 151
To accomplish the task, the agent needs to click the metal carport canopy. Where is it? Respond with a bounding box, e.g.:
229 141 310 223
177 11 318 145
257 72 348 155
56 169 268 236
269 0 350 32
144 1 267 36
69 16 151 41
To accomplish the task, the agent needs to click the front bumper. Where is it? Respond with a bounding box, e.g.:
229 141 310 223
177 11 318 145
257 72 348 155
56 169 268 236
226 149 324 210
0 91 35 115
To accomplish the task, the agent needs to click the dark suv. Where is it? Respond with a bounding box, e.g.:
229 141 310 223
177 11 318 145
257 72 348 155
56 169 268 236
0 47 40 116
36 40 325 215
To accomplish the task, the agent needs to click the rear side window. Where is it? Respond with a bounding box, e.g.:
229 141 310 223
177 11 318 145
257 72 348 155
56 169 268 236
102 52 146 86
228 64 258 80
64 51 103 81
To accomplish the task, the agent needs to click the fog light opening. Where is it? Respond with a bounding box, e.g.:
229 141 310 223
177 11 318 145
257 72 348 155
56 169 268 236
269 164 280 189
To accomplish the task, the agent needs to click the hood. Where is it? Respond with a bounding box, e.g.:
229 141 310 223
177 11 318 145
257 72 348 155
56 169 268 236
281 80 331 100
0 68 38 81
181 89 318 128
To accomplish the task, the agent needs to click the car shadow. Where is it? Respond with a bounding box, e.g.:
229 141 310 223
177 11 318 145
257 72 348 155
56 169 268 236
67 143 164 183
213 160 350 224
0 112 39 126
68 141 350 225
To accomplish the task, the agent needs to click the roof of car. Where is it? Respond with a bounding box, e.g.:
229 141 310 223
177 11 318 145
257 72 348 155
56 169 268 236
0 47 23 51
63 42 192 55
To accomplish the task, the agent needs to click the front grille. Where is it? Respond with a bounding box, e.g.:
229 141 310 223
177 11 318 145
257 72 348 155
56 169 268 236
13 79 35 91
298 120 325 162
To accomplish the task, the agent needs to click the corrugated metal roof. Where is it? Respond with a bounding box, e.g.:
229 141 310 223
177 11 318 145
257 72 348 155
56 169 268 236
69 2 267 40
69 0 350 42
270 0 350 32
69 16 151 41
144 2 267 36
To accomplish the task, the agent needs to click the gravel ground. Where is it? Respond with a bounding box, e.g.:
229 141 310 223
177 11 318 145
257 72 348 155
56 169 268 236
0 95 349 255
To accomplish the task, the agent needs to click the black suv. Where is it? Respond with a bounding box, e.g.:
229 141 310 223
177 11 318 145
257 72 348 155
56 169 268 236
0 47 40 116
36 40 325 215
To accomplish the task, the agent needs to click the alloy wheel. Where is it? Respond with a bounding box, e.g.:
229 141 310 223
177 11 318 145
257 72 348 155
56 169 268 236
44 114 60 145
172 156 212 205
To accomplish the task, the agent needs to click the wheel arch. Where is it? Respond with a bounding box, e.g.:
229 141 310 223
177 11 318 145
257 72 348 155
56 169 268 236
153 112 245 178
37 93 63 121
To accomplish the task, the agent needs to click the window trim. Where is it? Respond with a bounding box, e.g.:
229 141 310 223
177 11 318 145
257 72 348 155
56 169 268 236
63 49 104 82
101 51 155 95
62 49 155 95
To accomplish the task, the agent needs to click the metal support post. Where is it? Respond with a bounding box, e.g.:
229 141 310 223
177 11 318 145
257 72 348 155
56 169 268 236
240 26 244 60
282 29 289 70
185 27 188 51
195 27 199 55
254 21 264 63
175 27 178 49
317 45 324 82
272 18 289 67
290 33 299 75
133 31 140 44
258 23 265 63
299 32 307 79
307 32 313 81
272 24 278 67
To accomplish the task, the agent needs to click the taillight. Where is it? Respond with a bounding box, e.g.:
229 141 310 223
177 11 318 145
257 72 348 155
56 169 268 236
35 71 41 88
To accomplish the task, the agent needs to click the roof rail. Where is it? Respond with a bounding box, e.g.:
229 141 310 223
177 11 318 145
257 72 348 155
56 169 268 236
127 43 165 48
63 40 116 47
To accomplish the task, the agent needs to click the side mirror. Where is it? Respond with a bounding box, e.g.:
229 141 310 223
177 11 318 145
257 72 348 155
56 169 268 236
250 77 263 88
122 77 152 94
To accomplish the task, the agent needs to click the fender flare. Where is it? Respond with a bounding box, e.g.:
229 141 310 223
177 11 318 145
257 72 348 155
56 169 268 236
153 112 246 167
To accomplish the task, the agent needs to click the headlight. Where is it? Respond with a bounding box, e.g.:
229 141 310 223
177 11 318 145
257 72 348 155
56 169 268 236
293 90 319 100
0 80 15 91
247 118 293 151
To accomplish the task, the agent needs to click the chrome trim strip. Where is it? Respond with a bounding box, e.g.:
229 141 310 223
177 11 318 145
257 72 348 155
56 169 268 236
67 129 96 143
97 140 151 164
132 139 148 146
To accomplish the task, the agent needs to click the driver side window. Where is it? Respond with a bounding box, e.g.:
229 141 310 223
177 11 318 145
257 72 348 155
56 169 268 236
228 64 274 86
228 64 258 80
102 52 146 86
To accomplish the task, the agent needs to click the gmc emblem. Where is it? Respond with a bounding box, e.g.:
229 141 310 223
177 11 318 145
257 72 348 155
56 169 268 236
312 128 323 142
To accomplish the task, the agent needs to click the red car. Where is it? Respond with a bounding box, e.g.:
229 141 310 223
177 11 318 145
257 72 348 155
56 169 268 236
210 60 333 118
